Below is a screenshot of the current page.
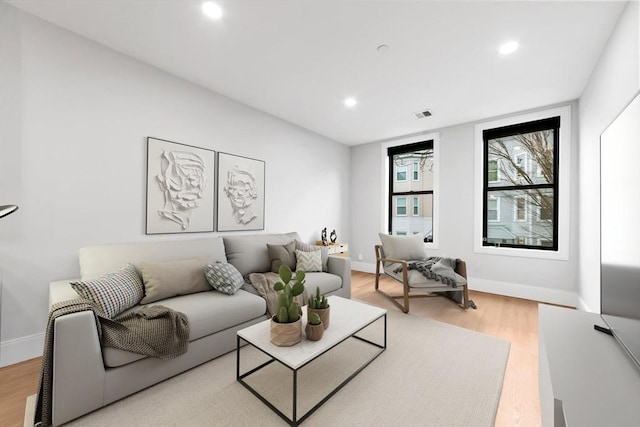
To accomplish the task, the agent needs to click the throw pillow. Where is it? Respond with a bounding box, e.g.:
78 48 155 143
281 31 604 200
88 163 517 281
378 233 428 261
139 257 212 304
295 249 322 272
295 240 329 272
70 264 144 318
203 262 245 295
266 241 297 273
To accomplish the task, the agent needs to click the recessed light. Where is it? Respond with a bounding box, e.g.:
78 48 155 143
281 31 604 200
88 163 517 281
499 40 519 55
344 97 358 108
377 44 390 54
202 2 223 20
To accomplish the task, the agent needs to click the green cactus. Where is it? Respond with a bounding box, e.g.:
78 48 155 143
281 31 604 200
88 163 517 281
308 286 329 309
308 312 322 325
273 265 306 323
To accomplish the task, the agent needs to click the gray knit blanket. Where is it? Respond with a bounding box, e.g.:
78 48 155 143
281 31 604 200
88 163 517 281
34 299 189 427
394 256 467 287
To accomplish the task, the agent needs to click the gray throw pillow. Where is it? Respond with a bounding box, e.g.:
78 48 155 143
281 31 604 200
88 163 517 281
139 257 212 304
203 262 245 295
267 241 297 273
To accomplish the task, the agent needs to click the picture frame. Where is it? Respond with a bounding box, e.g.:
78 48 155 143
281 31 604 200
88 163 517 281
146 137 215 234
216 152 265 232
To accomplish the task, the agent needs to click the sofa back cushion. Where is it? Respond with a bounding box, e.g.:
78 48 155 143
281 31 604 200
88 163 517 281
79 237 227 280
223 232 300 277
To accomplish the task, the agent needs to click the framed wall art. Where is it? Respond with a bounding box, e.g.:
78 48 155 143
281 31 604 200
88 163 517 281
216 152 265 231
146 137 215 234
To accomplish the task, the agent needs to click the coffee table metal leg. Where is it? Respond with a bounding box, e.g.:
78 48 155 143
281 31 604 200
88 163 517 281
292 369 298 426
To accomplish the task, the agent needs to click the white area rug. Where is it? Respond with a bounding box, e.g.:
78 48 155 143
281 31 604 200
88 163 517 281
26 310 510 427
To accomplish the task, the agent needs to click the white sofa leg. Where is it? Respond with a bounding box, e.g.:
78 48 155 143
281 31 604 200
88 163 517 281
52 311 105 425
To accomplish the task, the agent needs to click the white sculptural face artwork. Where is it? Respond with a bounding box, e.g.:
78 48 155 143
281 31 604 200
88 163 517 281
156 150 207 230
223 164 258 225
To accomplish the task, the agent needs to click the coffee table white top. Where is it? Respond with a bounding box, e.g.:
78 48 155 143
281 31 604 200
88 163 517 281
238 296 386 369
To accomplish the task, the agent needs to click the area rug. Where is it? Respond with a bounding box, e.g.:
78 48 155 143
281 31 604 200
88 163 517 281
25 309 510 427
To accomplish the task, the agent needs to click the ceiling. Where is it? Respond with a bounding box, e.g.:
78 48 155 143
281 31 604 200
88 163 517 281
5 0 627 146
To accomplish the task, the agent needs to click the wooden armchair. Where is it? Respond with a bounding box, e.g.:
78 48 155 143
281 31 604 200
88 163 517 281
374 244 469 313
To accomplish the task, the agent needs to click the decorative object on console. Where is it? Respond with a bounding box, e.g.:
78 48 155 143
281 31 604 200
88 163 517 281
270 265 306 346
307 286 330 329
305 312 324 341
146 137 215 234
0 204 18 218
330 229 337 243
216 152 265 232
321 227 328 245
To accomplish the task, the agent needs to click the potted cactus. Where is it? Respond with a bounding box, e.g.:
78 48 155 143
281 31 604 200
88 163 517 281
307 286 330 330
305 312 324 341
270 265 306 347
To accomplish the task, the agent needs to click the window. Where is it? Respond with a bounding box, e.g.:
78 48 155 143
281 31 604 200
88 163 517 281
388 140 434 239
482 116 559 251
488 160 499 182
514 196 526 221
487 197 500 221
396 165 407 182
396 197 407 216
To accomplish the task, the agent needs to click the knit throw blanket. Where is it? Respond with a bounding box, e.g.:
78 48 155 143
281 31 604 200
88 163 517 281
394 256 467 288
248 272 308 317
34 299 189 427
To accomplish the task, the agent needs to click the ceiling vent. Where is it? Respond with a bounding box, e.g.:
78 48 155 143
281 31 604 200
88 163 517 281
413 110 432 119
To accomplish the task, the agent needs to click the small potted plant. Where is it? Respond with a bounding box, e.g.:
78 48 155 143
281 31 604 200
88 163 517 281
307 286 330 330
270 265 306 347
305 312 324 341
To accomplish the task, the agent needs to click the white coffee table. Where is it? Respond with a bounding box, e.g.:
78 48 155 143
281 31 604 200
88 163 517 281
236 296 387 426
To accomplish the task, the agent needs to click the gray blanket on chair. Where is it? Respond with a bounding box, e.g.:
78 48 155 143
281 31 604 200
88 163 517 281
394 256 467 287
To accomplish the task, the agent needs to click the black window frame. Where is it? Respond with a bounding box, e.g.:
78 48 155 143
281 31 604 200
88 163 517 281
388 140 434 235
482 116 560 251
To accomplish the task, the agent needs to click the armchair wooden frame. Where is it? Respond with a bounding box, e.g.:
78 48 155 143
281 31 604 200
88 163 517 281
374 245 469 313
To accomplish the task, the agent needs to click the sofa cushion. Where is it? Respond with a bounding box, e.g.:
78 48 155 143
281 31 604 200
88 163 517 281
267 241 296 272
295 240 328 272
295 249 322 272
70 264 144 318
378 233 427 261
139 257 212 304
304 272 342 296
79 237 227 280
102 289 266 367
223 232 300 277
203 262 245 295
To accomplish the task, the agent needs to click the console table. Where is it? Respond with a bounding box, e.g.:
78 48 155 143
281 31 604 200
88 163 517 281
538 304 640 426
314 242 349 257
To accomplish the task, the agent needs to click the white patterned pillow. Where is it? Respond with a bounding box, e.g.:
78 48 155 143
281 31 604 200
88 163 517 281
295 240 328 272
295 249 322 272
203 262 245 295
71 264 144 318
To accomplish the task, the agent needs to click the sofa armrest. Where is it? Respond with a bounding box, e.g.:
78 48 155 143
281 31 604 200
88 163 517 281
52 310 106 425
49 279 80 308
327 255 351 298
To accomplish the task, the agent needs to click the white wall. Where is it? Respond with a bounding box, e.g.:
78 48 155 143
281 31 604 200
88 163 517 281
578 1 639 312
0 4 350 366
350 100 581 307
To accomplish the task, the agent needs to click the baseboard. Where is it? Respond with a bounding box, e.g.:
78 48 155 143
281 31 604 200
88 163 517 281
351 261 377 274
351 263 578 307
468 278 578 307
0 332 44 367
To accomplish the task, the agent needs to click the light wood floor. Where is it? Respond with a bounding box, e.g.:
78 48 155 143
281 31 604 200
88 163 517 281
0 271 542 427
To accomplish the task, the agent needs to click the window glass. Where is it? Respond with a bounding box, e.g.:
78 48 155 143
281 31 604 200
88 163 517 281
483 117 559 250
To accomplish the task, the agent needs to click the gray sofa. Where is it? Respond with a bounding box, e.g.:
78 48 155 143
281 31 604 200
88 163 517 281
47 232 350 425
